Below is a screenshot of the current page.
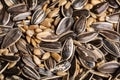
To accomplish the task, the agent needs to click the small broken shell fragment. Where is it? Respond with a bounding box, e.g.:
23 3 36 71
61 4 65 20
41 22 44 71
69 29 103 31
50 60 71 73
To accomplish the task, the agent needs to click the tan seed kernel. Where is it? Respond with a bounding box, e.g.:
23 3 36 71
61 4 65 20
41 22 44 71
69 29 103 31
34 38 41 44
33 48 41 56
57 71 67 76
2 49 9 55
36 31 51 40
41 18 54 27
27 16 32 20
38 64 45 68
99 16 105 21
0 74 4 80
42 52 50 60
31 39 37 47
59 0 67 6
35 28 42 33
87 27 95 32
7 53 14 56
26 30 34 37
45 8 51 14
0 2 3 10
51 52 61 62
84 3 93 10
39 25 47 30
52 0 56 2
33 55 41 65
87 17 94 27
43 4 48 11
90 12 97 18
54 17 61 26
97 12 106 17
91 0 101 5
48 8 59 18
26 36 31 43
29 25 38 30
8 62 17 69
23 25 28 30
65 1 71 9
108 8 113 13
18 26 26 33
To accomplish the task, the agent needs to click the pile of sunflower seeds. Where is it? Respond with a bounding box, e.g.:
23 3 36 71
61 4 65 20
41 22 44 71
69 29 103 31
1 0 120 80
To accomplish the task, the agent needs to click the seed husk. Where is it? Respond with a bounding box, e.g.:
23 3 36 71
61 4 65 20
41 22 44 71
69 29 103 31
1 28 22 48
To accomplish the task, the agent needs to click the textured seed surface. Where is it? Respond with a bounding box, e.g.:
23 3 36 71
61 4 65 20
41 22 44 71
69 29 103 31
1 0 120 80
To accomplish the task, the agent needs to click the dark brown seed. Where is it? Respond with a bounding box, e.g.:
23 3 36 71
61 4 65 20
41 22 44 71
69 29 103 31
61 6 73 17
91 22 113 31
103 39 120 57
73 9 90 18
56 17 74 35
0 55 20 62
100 30 120 42
97 61 120 73
106 0 119 8
22 65 41 80
1 28 22 48
31 8 46 25
22 54 36 68
73 15 86 34
50 61 71 73
72 0 88 9
0 62 9 74
77 32 98 43
40 42 62 52
8 3 28 14
91 2 109 14
62 37 74 60
106 13 120 23
0 9 10 25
